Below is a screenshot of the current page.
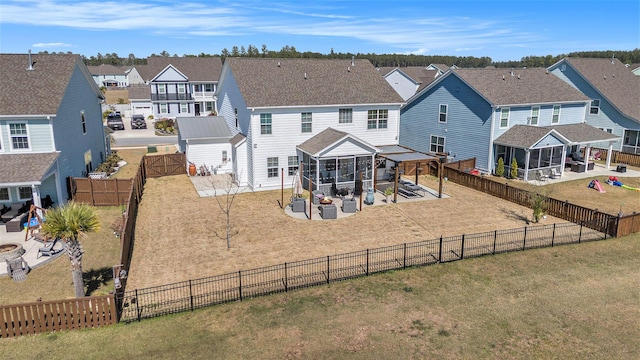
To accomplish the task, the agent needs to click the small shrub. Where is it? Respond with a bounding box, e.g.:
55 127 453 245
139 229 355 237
510 158 518 179
384 187 394 196
165 126 174 133
117 98 127 104
496 157 505 177
531 193 547 223
147 115 154 120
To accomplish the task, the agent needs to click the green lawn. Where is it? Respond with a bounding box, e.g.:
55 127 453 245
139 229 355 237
3 234 638 359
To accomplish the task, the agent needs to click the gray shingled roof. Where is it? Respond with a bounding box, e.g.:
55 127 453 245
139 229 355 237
177 116 231 140
229 133 246 145
297 128 349 155
146 57 223 82
0 152 60 183
563 58 640 121
87 64 128 75
225 58 404 108
453 68 590 106
0 54 99 115
494 123 618 148
128 86 150 100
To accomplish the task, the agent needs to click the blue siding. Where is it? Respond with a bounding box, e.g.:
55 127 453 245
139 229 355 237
551 64 638 150
493 103 587 139
532 133 564 148
400 75 493 171
53 64 106 182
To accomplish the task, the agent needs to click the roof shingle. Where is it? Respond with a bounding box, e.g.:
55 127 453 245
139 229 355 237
226 58 404 108
453 68 590 106
0 54 88 115
145 57 223 82
0 152 60 183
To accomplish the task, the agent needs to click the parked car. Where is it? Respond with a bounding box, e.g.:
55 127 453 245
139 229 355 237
131 115 147 129
107 113 125 130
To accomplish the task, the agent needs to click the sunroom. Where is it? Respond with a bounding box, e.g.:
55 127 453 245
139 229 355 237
297 128 377 196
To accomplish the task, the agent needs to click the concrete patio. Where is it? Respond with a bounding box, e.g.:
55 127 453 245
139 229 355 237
0 225 65 277
528 162 640 186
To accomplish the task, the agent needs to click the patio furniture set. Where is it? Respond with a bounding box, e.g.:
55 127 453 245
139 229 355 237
1 202 30 232
290 188 358 220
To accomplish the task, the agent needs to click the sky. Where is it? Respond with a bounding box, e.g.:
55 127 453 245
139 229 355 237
0 0 638 62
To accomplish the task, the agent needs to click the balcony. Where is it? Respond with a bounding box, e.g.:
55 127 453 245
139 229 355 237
151 93 193 101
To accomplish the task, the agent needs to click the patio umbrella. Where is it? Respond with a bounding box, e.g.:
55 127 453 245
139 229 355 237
293 170 304 197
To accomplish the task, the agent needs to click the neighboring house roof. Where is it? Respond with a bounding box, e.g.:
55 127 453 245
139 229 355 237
452 68 590 106
0 152 60 184
297 127 378 156
177 116 231 140
398 67 441 92
128 86 151 100
560 58 640 121
229 133 246 146
131 64 151 81
0 53 102 115
494 123 619 148
224 58 404 108
145 57 223 82
87 64 128 75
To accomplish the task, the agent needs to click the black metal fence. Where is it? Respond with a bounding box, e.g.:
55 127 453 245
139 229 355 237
116 221 610 322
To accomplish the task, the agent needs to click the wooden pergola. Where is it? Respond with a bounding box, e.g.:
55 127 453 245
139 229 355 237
376 148 447 203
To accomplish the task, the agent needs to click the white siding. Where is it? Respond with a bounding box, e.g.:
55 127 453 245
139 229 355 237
185 140 232 173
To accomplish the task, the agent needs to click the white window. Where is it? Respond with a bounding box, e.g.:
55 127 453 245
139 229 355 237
234 108 238 128
9 123 29 150
530 107 539 125
205 102 214 111
204 84 214 92
267 157 278 178
500 108 509 128
430 135 445 153
157 84 166 94
439 104 448 123
159 103 168 113
367 109 388 129
552 105 561 124
288 156 299 175
260 114 272 135
18 187 31 200
222 150 228 163
301 112 312 133
0 188 9 201
590 99 600 115
339 108 352 124
81 111 87 134
180 103 188 113
177 84 186 93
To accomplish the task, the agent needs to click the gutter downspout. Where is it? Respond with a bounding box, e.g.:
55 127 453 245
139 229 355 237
488 106 496 173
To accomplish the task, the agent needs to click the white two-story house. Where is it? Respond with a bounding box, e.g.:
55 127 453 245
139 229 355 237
0 53 106 221
216 58 404 192
146 57 223 119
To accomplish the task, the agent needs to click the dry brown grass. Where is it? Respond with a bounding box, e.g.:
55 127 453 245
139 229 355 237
127 174 566 289
110 147 176 179
104 89 129 104
0 207 123 304
485 172 640 215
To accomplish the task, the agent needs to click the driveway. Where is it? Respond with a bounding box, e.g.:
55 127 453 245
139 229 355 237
109 115 177 147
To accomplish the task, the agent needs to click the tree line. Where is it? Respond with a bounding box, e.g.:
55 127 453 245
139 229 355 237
39 47 640 68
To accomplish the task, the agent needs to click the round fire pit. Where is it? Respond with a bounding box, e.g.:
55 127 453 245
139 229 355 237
0 243 25 262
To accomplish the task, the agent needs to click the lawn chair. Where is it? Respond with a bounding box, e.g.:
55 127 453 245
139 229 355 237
38 238 62 258
550 168 561 179
536 170 549 182
6 256 30 282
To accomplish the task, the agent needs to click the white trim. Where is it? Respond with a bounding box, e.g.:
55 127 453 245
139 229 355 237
7 121 31 151
157 83 166 94
17 186 32 200
530 106 540 126
551 104 561 124
438 104 448 123
589 99 600 115
499 108 510 129
0 187 12 202
429 134 446 153
0 123 4 152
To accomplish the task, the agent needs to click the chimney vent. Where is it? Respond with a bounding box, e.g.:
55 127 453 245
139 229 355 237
351 56 355 66
347 66 351 72
277 61 281 67
304 72 307 79
27 49 35 71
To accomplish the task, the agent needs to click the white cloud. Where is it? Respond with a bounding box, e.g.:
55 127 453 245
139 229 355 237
32 42 73 48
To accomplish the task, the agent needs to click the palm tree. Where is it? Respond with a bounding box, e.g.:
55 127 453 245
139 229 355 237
41 202 101 298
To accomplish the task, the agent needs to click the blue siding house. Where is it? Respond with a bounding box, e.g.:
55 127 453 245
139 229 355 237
0 53 106 221
548 57 640 154
400 68 618 181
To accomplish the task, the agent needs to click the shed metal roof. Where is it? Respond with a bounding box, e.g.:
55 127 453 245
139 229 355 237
176 116 231 140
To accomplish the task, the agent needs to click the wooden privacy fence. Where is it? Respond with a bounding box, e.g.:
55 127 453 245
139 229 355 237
71 178 132 206
143 153 186 178
617 213 640 237
442 166 619 237
0 295 117 338
593 148 640 167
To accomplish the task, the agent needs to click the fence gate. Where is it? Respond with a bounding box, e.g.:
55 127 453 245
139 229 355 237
143 153 186 178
